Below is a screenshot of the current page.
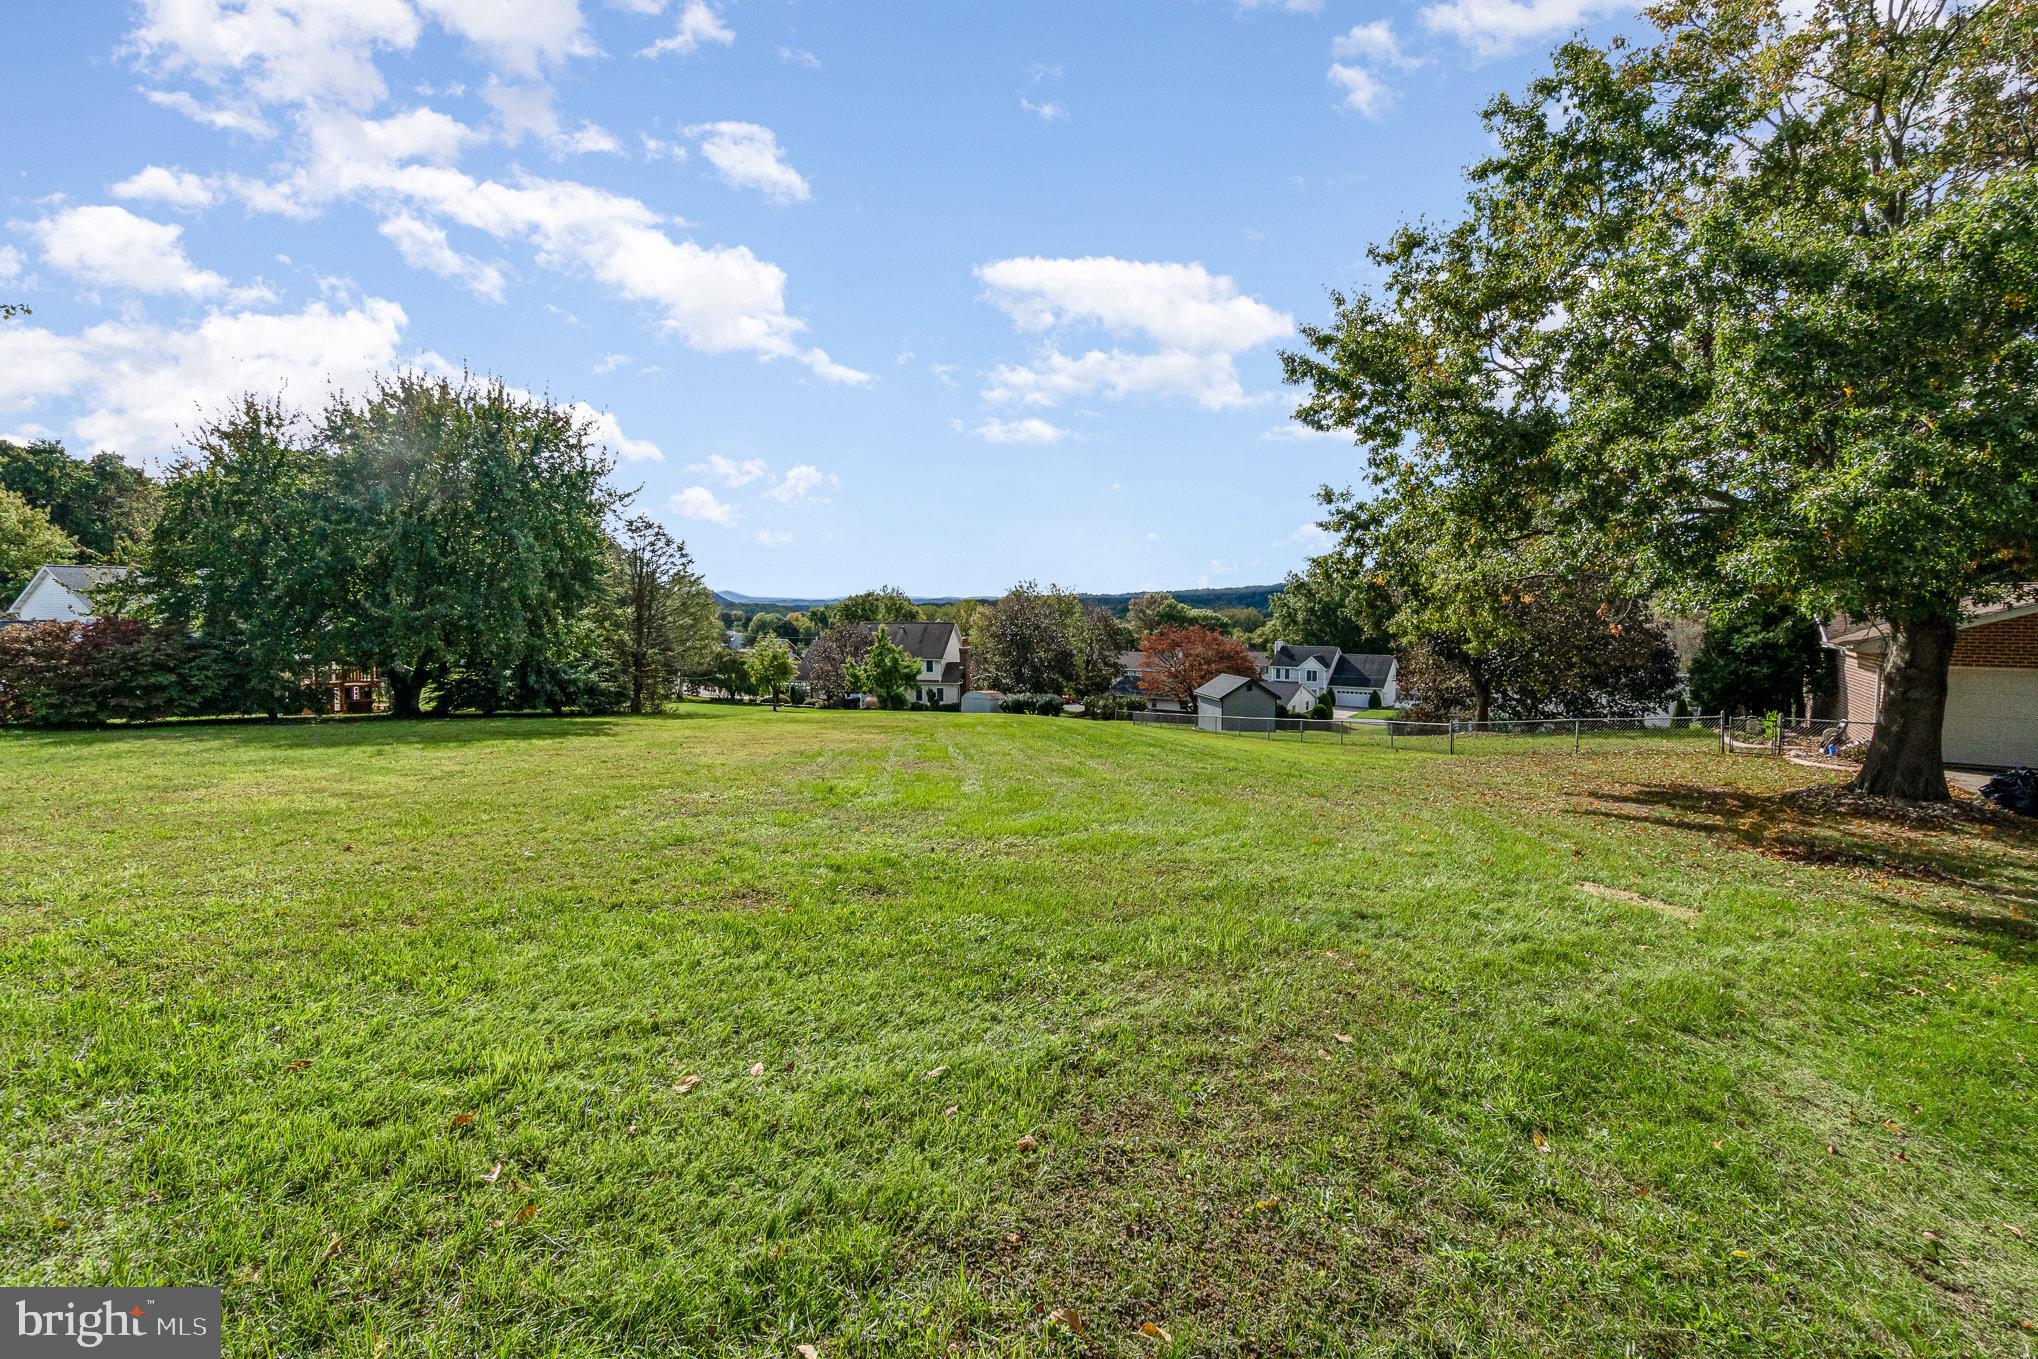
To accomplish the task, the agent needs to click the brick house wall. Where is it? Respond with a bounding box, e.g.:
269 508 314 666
1950 612 2038 668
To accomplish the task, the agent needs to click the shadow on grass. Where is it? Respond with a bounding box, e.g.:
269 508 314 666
1572 781 2038 960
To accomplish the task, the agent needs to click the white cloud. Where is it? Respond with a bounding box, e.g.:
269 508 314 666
233 149 866 382
972 417 1067 444
110 165 217 209
687 453 767 486
142 89 276 139
755 528 793 546
1327 20 1420 116
1289 522 1335 548
0 297 411 456
766 463 836 503
778 46 820 68
377 212 507 300
671 484 740 524
1421 0 1626 56
412 0 593 77
1020 97 1068 122
974 256 1292 410
0 246 21 281
569 402 661 461
685 122 810 204
1328 63 1392 117
128 0 422 110
640 0 734 57
26 205 231 298
592 352 630 374
480 80 616 156
1332 20 1419 66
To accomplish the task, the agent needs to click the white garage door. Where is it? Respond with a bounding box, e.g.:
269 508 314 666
1944 667 2038 768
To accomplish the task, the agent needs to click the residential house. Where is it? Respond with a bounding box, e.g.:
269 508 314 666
807 620 968 705
1259 643 1397 711
8 564 135 622
1194 672 1283 732
1822 590 2038 768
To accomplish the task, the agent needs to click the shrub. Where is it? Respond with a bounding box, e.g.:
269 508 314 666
1367 690 1384 710
1311 693 1335 720
1032 694 1064 716
0 620 222 726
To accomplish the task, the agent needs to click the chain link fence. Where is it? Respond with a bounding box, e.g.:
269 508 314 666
1130 709 1875 762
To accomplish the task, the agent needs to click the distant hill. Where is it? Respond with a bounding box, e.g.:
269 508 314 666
715 585 1283 618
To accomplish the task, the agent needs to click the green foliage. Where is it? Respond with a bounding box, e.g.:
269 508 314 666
0 619 228 726
746 635 798 708
0 487 80 600
801 623 873 705
0 441 160 560
971 582 1119 696
597 516 720 714
1686 605 1829 717
145 377 620 718
833 587 922 624
1282 0 2035 795
1311 692 1335 720
845 624 916 709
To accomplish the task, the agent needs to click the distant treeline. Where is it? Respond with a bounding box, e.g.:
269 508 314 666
715 584 1282 624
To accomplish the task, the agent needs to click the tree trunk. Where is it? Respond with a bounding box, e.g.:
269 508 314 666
1850 614 1955 802
387 667 423 718
1467 662 1493 726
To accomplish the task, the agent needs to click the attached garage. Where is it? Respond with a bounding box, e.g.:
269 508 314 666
1824 596 2038 769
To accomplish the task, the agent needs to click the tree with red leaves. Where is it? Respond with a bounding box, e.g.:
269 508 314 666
1138 625 1260 711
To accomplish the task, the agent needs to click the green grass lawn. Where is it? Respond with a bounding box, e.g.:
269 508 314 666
3 707 2035 1357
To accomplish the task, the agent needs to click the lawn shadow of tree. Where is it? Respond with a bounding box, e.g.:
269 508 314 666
1570 782 2038 963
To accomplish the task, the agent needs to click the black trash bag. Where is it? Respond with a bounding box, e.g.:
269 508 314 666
1980 767 2038 817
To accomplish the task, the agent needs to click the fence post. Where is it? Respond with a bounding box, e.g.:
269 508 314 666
1448 719 1456 754
1573 719 1581 753
1718 713 1727 755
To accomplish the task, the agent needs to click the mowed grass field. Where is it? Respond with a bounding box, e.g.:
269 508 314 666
2 708 2036 1357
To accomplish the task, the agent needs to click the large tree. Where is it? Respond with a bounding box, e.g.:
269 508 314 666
801 623 874 705
0 488 80 601
1286 0 2035 798
1686 604 1830 718
1138 625 1261 711
972 582 1121 696
144 397 345 715
845 625 916 708
323 374 620 716
0 441 161 560
833 587 922 624
602 515 720 714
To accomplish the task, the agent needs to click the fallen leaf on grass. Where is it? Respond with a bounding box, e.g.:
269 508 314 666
1253 1196 1280 1212
747 1062 766 1078
1332 1033 1353 1045
446 1113 475 1130
625 1123 638 1137
480 1163 504 1183
1532 1131 1549 1153
1729 1249 1751 1259
1921 1230 1940 1243
943 1105 959 1118
322 1235 343 1259
1140 1321 1172 1343
513 1204 538 1224
285 1059 313 1071
674 1074 702 1094
1047 1308 1084 1336
796 1346 820 1359
925 1065 949 1080
1015 1135 1039 1152
2006 1223 2026 1240
1883 1119 1904 1135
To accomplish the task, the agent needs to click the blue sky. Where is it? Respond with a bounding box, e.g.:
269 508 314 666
2 0 1622 598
